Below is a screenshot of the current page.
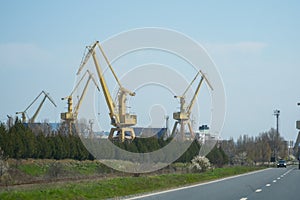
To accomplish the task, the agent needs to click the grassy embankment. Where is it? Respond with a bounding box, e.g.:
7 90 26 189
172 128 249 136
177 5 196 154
0 161 265 200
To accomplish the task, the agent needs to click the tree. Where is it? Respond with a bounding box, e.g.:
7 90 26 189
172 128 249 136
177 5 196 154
221 138 236 164
207 145 228 167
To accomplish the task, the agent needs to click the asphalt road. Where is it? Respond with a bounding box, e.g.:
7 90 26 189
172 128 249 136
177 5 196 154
125 166 300 200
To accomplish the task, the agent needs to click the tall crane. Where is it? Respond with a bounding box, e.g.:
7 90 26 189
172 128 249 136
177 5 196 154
61 70 100 134
171 70 213 139
77 41 137 142
16 91 57 123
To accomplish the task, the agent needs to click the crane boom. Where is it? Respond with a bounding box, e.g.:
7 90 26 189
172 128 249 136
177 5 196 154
199 70 213 91
16 90 56 123
29 91 57 123
180 71 200 98
77 42 98 75
62 70 89 101
73 71 100 119
186 76 204 114
29 95 47 123
97 43 122 90
90 45 118 124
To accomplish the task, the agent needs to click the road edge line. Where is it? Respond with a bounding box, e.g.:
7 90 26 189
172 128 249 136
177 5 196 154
125 168 272 200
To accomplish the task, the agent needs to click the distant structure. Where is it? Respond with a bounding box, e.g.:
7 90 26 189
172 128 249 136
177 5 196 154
134 127 167 138
197 125 210 144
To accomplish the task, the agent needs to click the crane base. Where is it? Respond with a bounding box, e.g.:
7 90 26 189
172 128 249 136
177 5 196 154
108 127 135 142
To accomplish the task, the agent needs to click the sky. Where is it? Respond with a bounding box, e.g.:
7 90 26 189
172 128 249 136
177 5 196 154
0 1 300 142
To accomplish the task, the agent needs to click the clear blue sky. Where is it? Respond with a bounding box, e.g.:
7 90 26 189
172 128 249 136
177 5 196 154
0 1 300 141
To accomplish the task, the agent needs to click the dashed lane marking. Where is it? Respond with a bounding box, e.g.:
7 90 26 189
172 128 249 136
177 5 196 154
255 189 262 193
266 184 271 187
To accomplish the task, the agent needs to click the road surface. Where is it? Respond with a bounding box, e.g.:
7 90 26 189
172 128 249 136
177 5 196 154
125 166 299 200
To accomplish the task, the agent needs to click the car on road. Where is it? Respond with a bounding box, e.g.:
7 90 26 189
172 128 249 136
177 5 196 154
277 160 287 168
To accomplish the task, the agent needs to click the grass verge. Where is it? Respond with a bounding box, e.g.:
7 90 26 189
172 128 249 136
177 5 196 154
0 166 265 200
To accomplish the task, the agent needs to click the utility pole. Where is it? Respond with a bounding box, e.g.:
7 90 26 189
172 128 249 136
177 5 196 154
273 109 280 161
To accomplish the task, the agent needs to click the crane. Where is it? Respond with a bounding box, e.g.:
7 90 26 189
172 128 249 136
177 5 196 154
171 70 213 140
77 41 137 142
61 70 100 134
16 91 57 123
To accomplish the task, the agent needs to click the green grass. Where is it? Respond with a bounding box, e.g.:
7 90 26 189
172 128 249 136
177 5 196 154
15 160 112 177
17 163 49 176
0 166 265 200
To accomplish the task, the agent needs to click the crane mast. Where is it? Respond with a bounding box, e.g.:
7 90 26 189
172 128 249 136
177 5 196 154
77 41 137 142
172 70 213 139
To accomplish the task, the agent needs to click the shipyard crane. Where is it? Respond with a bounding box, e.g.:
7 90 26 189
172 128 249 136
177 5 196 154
16 91 57 123
171 70 213 139
61 70 100 134
77 41 137 142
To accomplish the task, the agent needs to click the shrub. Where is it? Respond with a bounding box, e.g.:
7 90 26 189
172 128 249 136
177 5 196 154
190 155 211 172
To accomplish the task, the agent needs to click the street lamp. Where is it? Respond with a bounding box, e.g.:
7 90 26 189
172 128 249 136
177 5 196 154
272 109 280 161
274 110 280 134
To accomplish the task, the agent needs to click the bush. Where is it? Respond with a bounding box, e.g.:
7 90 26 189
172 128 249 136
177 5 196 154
190 156 211 172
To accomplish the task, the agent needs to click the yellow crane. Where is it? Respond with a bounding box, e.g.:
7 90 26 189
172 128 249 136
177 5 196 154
61 70 100 134
77 41 137 142
16 91 57 123
171 70 213 139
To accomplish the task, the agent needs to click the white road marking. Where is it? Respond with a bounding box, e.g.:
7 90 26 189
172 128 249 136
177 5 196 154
273 180 277 183
266 184 271 187
285 168 294 175
281 175 284 177
277 177 280 180
125 168 272 200
255 189 262 193
240 198 248 200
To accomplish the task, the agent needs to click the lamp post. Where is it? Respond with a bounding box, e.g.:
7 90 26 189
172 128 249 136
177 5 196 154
273 110 280 161
274 110 280 135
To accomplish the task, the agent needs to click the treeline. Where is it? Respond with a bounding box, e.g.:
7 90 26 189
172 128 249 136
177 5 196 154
112 138 228 166
0 120 228 166
221 128 288 165
0 121 92 160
